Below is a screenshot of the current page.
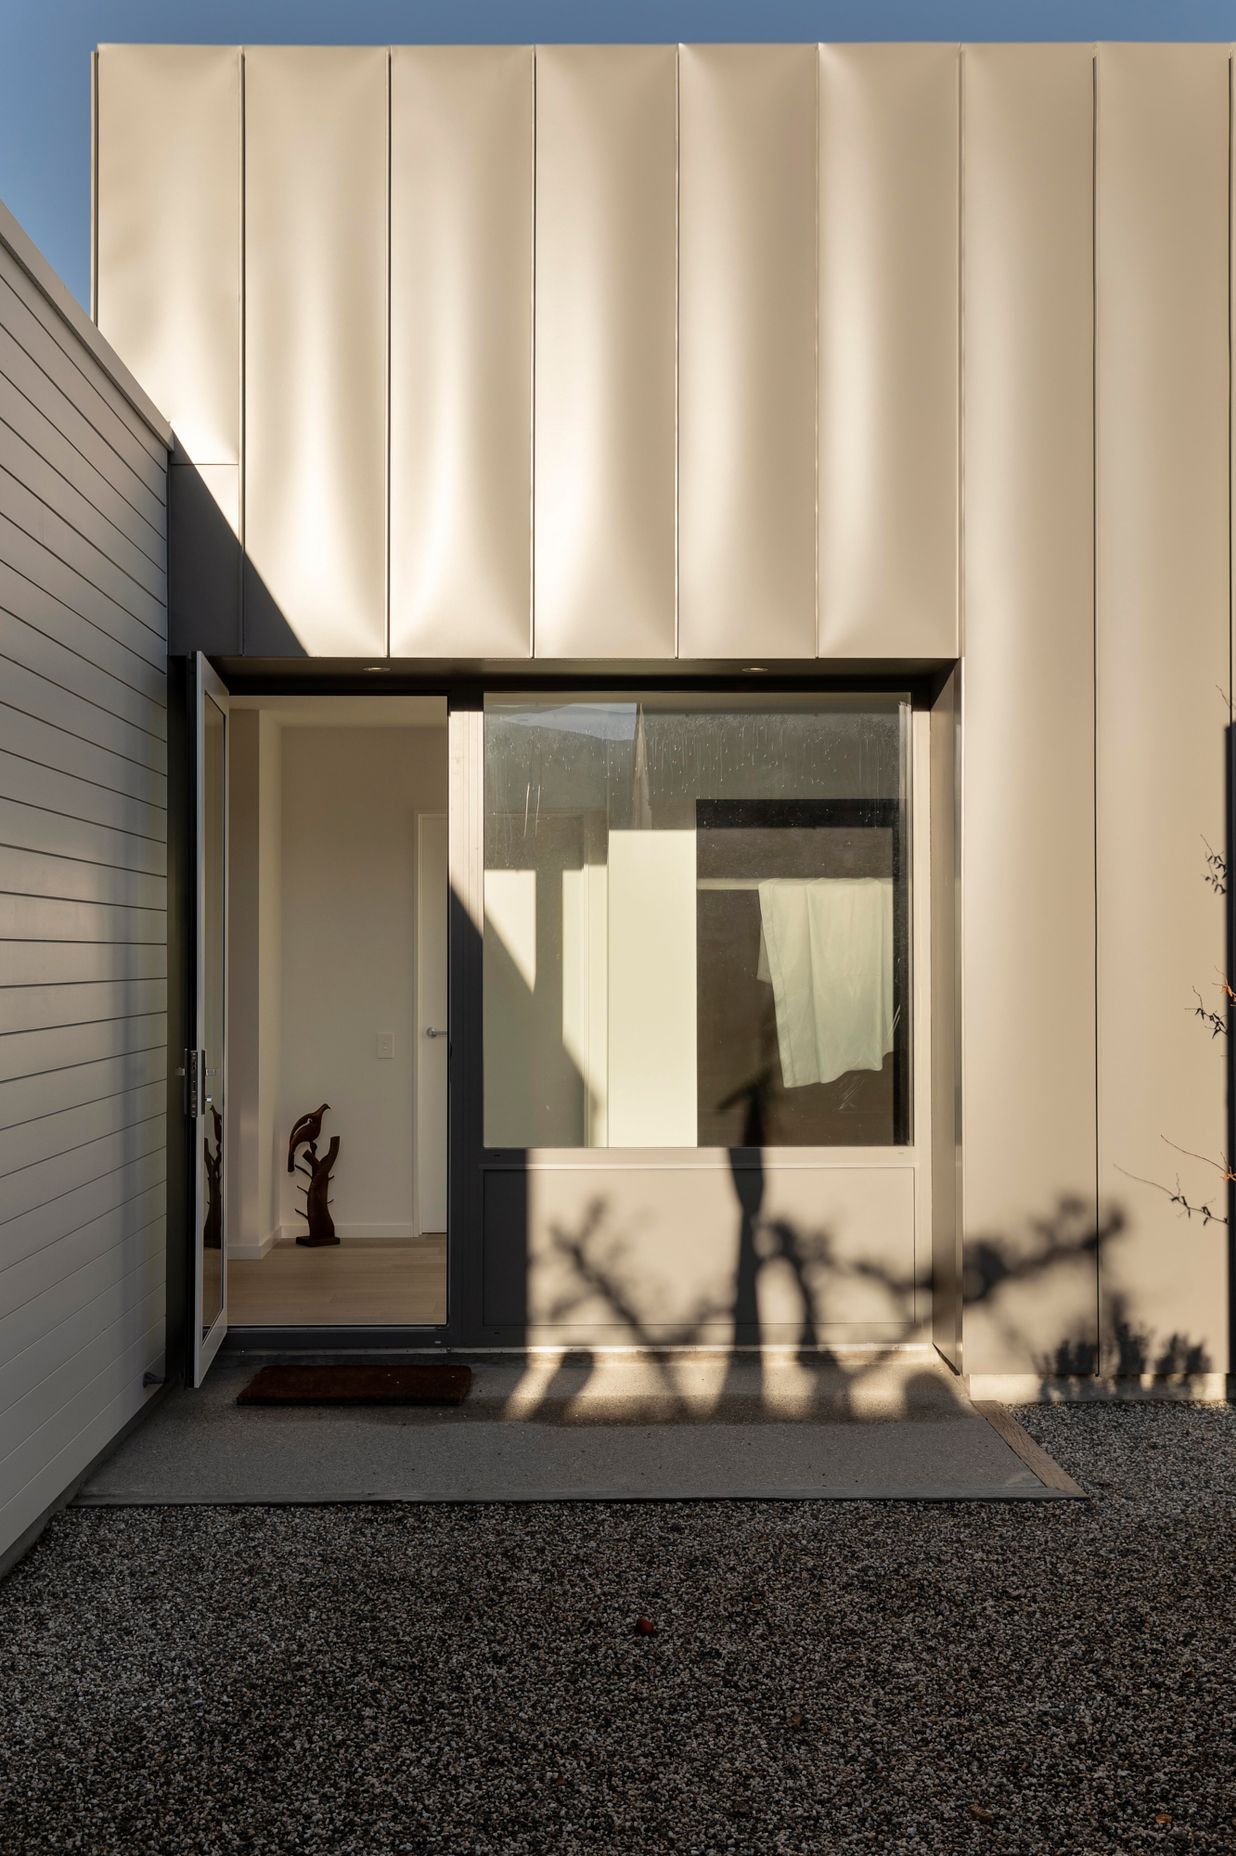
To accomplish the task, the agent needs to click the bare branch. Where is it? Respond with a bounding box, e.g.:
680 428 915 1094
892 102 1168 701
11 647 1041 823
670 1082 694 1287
1192 987 1228 1039
1201 836 1227 895
1115 1163 1229 1226
1161 1135 1236 1182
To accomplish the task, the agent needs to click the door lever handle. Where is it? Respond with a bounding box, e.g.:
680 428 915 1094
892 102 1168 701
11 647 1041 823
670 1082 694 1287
425 1027 447 1039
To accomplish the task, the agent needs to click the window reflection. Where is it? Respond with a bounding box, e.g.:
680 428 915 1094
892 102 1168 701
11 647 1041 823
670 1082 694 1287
483 693 910 1149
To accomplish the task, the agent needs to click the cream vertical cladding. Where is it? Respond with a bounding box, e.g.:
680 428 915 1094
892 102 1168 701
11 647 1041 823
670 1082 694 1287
1097 44 1230 1372
96 44 241 467
243 46 388 657
929 670 962 1369
533 45 677 660
678 44 818 661
389 47 533 660
961 46 1097 1376
97 45 241 652
817 44 958 660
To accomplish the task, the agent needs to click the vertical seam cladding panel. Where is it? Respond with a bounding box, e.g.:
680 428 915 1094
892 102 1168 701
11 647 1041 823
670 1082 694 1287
388 47 534 660
678 43 817 661
242 46 387 658
817 43 960 660
959 44 1098 1377
532 45 677 661
1095 43 1231 1375
95 45 243 658
95 45 242 470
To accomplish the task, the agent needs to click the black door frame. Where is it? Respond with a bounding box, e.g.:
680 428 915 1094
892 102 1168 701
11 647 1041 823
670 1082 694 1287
175 661 468 1363
179 660 939 1365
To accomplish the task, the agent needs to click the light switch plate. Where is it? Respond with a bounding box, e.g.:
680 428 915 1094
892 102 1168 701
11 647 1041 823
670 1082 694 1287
376 1031 394 1060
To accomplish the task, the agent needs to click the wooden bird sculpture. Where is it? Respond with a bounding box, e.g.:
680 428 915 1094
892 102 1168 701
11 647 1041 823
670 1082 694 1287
287 1103 330 1172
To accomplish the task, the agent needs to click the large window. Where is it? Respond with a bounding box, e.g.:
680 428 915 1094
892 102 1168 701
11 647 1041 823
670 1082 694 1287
483 693 910 1149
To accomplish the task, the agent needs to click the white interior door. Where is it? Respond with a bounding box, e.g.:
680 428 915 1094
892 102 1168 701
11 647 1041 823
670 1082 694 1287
192 655 228 1382
415 812 448 1235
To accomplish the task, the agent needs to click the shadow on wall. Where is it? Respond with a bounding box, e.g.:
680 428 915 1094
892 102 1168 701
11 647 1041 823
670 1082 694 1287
170 458 325 660
484 1059 1216 1424
169 460 244 658
524 1178 1214 1421
457 826 1222 1418
1047 1306 1213 1391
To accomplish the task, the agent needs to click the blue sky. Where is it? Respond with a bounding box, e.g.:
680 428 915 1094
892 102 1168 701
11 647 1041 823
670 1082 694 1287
4 0 1235 309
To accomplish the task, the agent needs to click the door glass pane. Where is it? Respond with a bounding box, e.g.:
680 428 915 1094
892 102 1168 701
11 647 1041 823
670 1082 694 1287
483 693 910 1148
199 692 226 1335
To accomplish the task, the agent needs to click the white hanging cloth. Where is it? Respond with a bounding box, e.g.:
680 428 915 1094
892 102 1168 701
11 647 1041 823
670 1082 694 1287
757 877 895 1087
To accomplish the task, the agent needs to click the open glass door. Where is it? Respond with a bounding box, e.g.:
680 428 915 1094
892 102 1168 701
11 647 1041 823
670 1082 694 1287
191 655 228 1382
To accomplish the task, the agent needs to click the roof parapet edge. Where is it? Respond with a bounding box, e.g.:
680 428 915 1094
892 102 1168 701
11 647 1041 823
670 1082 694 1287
0 194 173 450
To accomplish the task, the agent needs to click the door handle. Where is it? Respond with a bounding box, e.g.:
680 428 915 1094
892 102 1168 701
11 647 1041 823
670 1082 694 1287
425 1027 447 1039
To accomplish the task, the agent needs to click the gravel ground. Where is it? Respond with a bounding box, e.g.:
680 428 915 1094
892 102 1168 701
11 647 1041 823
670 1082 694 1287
0 1402 1233 1856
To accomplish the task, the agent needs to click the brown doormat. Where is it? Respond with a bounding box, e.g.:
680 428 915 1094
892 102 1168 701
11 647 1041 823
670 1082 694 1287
236 1363 472 1407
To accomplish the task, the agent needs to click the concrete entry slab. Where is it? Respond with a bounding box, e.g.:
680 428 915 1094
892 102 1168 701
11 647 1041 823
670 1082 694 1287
76 1353 1083 1504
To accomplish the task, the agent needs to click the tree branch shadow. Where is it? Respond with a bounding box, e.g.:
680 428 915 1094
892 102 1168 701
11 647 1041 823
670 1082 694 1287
526 1150 1213 1421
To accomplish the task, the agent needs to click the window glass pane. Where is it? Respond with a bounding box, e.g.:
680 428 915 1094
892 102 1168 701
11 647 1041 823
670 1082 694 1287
483 693 910 1148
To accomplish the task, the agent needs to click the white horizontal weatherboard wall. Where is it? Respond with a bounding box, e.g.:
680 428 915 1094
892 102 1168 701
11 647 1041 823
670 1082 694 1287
0 200 171 1563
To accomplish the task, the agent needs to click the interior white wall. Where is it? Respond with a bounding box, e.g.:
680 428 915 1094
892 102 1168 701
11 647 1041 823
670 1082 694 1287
483 820 700 1149
226 711 282 1257
277 725 447 1239
225 711 260 1254
257 712 282 1245
560 852 609 1145
483 820 594 1148
606 829 698 1146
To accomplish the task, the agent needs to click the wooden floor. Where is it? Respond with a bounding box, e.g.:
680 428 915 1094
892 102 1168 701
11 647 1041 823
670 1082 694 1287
227 1237 447 1327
